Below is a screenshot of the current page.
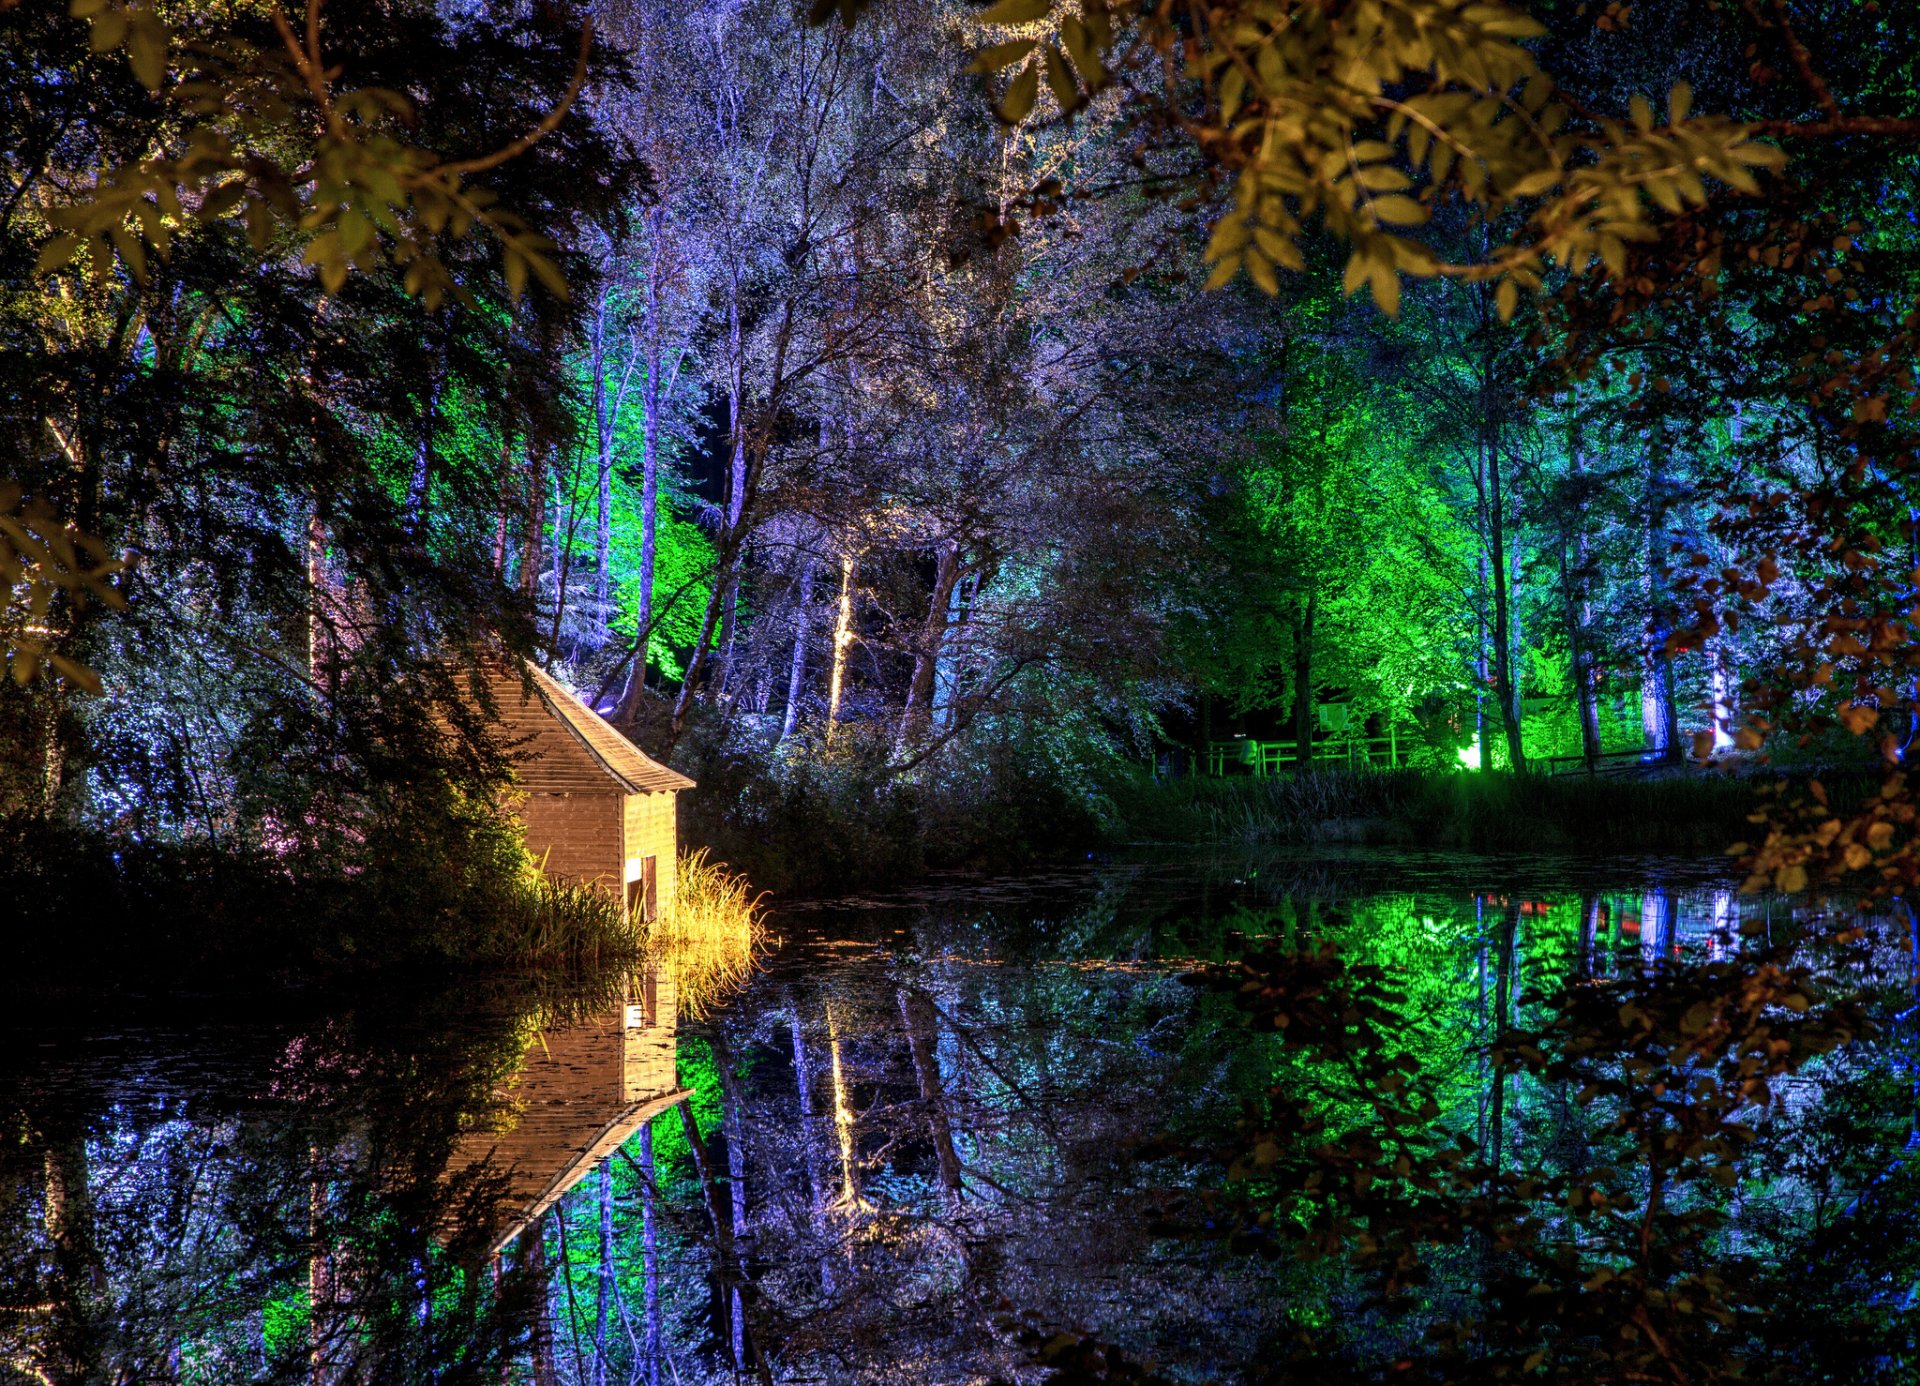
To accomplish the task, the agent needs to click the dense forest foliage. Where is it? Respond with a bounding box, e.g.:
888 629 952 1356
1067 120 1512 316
3 0 1919 888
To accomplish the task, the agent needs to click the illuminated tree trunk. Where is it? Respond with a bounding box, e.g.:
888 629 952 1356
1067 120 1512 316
592 1164 612 1386
590 288 615 646
617 209 670 724
826 553 856 737
779 559 816 743
898 540 961 747
1291 592 1316 769
933 572 976 732
636 1126 661 1386
712 1027 752 1371
787 995 837 1294
717 292 749 699
898 987 964 1208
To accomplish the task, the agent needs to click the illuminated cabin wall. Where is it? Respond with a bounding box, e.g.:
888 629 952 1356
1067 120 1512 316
519 790 627 899
623 790 678 922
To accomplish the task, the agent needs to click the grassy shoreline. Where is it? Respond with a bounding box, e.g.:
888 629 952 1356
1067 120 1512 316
1109 767 1874 856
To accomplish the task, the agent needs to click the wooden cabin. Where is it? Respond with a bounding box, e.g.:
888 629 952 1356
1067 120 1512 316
449 964 688 1255
483 660 694 925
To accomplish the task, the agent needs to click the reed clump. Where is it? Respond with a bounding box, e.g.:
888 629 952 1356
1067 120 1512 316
651 847 765 1016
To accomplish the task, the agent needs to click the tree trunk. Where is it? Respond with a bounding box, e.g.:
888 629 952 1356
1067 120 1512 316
712 1027 752 1373
898 987 964 1208
592 1163 612 1386
898 540 961 747
617 210 669 723
1644 425 1683 763
716 289 749 697
933 572 974 731
592 289 614 645
1291 592 1317 768
788 995 836 1294
677 1102 737 1359
521 448 545 603
779 559 816 743
1486 424 1527 773
637 1126 661 1386
826 553 856 738
1565 425 1603 771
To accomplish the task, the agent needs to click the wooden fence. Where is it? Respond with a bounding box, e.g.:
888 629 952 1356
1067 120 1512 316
1199 734 1666 777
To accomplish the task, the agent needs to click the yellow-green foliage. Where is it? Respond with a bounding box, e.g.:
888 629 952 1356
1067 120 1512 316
655 848 764 1016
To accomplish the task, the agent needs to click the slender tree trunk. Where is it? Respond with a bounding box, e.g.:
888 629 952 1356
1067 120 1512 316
592 291 614 645
712 1027 752 1372
1644 425 1682 762
933 572 974 731
1486 901 1519 1182
637 1126 661 1386
826 552 856 738
779 559 816 743
1565 425 1602 770
523 1213 560 1386
1486 424 1527 772
788 996 836 1294
305 509 327 686
716 290 749 696
592 1164 612 1386
898 540 961 747
677 1102 737 1358
617 212 669 724
521 449 545 603
493 437 514 583
898 987 964 1208
1291 592 1317 769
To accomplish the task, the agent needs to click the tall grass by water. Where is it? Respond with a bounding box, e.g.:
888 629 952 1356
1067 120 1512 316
655 847 764 1015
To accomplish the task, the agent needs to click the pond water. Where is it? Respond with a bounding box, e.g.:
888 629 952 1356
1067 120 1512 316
3 852 1915 1384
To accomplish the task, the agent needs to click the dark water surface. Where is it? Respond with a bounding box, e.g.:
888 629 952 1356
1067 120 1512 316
3 852 1912 1384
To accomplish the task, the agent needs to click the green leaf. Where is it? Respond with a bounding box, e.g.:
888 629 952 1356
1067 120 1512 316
1044 44 1078 112
126 11 169 91
34 234 82 275
1059 16 1104 87
1368 195 1426 226
999 62 1039 123
970 39 1038 73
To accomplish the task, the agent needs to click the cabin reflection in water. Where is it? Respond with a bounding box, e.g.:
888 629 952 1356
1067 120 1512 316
455 963 689 1255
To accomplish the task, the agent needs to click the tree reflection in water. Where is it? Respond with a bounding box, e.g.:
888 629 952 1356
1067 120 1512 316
4 859 1918 1384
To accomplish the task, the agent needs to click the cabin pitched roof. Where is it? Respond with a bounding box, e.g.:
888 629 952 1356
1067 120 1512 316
489 660 695 795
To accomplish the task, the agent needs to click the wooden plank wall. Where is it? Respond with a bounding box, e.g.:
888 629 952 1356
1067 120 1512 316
623 791 679 921
520 792 625 897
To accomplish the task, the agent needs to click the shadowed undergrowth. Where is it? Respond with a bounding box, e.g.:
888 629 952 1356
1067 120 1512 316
0 813 639 991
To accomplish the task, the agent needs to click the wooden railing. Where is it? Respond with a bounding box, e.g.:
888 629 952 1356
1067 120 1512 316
1204 727 1409 776
1199 735 1666 777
